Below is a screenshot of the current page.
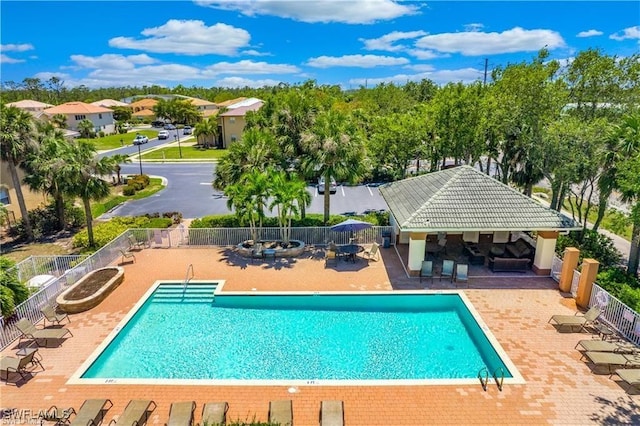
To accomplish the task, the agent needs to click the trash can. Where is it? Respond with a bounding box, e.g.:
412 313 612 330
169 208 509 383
382 231 391 248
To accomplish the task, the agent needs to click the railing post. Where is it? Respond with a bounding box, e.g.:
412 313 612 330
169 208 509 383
576 258 600 309
559 247 580 293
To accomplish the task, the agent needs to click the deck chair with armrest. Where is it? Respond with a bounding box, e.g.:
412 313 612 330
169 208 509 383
320 401 344 426
420 260 433 284
325 249 338 267
165 401 196 426
16 318 73 347
362 242 380 261
548 306 601 332
200 402 228 426
455 263 469 286
612 368 640 393
575 339 639 354
440 260 455 282
581 351 640 374
0 349 45 383
41 305 70 326
70 399 113 426
128 234 146 250
120 249 136 265
109 400 156 426
268 400 292 426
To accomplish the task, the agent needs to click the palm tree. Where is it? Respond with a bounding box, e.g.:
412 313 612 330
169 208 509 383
51 113 67 129
77 119 95 138
301 109 364 223
109 154 132 184
61 141 117 247
194 117 219 148
225 169 270 243
269 170 311 244
0 105 37 240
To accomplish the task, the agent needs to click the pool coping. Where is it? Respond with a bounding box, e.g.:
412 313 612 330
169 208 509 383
68 280 525 387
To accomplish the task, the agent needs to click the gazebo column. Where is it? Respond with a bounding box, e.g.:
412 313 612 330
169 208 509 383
408 232 427 276
532 231 559 275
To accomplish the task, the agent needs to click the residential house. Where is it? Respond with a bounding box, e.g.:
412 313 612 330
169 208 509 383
90 99 130 108
0 164 44 226
129 98 158 121
44 102 115 134
218 98 264 148
5 99 54 112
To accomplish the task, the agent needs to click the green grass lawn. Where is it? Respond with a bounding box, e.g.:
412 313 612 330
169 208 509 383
141 145 228 160
91 177 165 217
81 130 160 151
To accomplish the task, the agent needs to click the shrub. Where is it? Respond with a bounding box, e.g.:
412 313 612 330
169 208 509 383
10 201 84 240
122 185 136 196
596 267 640 311
0 257 29 318
189 213 383 228
556 229 622 269
72 216 171 250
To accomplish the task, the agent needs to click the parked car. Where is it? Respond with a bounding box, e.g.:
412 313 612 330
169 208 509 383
151 120 165 128
182 126 192 135
132 134 149 145
318 176 337 194
164 124 176 130
157 130 170 140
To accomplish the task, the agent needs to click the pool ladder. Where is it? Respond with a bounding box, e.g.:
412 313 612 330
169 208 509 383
478 367 504 391
182 264 194 295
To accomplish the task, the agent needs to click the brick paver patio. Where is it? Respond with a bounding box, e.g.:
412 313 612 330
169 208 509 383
2 245 639 425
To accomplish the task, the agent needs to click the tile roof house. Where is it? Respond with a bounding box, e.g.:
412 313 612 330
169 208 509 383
43 101 115 135
380 165 581 276
90 99 130 108
218 98 264 148
5 99 54 111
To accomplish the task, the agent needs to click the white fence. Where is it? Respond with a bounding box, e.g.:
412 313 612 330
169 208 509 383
590 283 640 346
551 256 562 282
570 270 581 297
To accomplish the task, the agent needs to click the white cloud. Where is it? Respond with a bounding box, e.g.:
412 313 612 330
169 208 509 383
1 43 34 52
195 0 418 24
404 64 435 72
610 26 640 41
109 20 252 56
241 49 271 57
406 49 447 60
577 29 603 38
349 67 483 87
70 54 158 70
360 30 427 51
464 23 484 32
0 54 25 64
203 60 300 76
307 54 409 68
415 27 566 56
214 76 284 88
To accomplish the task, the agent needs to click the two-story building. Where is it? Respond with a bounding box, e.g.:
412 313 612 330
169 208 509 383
43 102 115 134
218 98 264 148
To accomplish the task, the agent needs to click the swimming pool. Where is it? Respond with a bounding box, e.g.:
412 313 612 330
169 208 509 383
71 281 523 386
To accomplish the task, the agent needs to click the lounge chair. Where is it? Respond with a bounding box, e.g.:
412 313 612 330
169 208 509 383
548 306 601 332
455 263 469 286
362 242 380 261
440 260 454 282
320 401 344 426
120 249 136 265
575 339 639 354
268 400 292 426
165 401 196 426
582 351 640 374
41 305 70 326
200 402 228 426
612 368 640 393
0 349 44 383
16 318 73 347
420 260 433 283
70 399 113 426
109 400 156 426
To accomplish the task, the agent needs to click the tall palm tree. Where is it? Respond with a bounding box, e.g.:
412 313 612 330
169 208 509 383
194 117 219 148
77 119 95 138
0 105 37 240
109 154 132 184
61 141 117 247
269 170 311 244
51 113 67 129
301 110 364 223
225 169 270 244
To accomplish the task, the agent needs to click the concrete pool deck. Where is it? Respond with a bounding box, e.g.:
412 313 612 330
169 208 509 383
2 246 639 425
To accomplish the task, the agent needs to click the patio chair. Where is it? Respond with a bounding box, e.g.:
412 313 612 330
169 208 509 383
268 400 292 426
612 368 640 393
362 242 380 261
320 400 344 426
41 305 70 326
455 263 469 286
120 249 136 265
199 402 228 426
581 351 640 374
575 339 639 354
420 260 433 283
165 401 196 426
0 349 44 383
16 318 73 347
440 260 455 282
548 306 601 332
109 400 156 426
325 249 338 267
70 399 113 426
128 234 146 250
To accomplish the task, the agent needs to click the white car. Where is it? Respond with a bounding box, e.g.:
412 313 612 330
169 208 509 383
157 130 170 140
182 126 193 135
318 176 337 194
132 134 149 145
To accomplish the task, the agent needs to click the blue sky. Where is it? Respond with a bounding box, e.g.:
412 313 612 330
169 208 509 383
1 1 639 90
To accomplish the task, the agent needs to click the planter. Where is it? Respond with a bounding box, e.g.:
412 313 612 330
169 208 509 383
56 266 125 314
236 240 305 258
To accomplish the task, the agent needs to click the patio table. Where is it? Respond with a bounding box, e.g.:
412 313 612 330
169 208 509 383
338 244 364 263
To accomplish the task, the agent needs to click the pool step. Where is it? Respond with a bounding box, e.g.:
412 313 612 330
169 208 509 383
152 284 217 303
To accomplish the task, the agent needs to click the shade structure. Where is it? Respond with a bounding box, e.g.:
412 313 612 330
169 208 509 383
330 219 373 233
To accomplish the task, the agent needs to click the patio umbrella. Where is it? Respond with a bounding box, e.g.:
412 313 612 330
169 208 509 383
330 219 373 234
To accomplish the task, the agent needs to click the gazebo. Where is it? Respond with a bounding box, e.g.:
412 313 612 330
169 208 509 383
379 166 581 276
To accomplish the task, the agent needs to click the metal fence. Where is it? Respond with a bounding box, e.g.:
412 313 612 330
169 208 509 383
10 255 88 284
590 283 640 346
570 270 581 297
551 256 562 282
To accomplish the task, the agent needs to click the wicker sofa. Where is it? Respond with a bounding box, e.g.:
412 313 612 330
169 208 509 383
488 256 531 272
505 238 535 260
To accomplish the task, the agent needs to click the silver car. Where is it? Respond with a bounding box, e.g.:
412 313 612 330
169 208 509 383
318 176 337 194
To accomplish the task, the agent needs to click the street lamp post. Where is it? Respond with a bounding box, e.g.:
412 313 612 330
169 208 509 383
174 129 182 159
137 143 143 175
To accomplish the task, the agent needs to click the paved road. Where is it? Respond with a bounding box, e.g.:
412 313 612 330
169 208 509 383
100 163 388 220
97 128 188 159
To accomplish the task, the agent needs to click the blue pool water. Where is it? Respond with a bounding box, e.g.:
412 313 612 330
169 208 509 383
81 284 512 381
